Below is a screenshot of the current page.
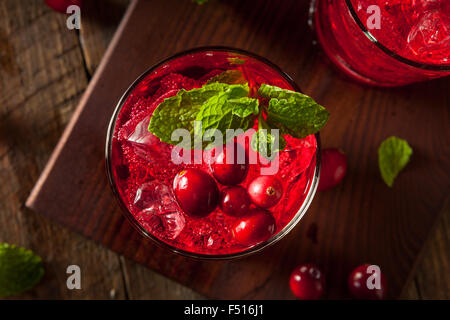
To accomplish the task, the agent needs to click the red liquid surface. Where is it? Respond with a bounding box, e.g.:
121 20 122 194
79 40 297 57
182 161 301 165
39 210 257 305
314 0 450 86
110 51 318 255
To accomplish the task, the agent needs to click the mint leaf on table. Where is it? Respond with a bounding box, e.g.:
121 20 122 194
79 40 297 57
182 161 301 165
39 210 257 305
258 84 329 139
0 243 44 297
195 84 259 146
148 82 229 145
378 136 413 187
207 69 247 85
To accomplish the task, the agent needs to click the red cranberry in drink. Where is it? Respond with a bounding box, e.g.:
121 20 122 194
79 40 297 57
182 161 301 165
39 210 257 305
348 264 387 300
220 186 252 217
318 148 347 191
247 175 283 208
45 0 82 13
173 169 219 218
232 208 275 245
289 264 325 300
211 142 249 185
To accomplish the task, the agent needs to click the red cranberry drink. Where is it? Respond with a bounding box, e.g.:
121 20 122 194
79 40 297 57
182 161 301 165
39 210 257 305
313 0 450 86
106 48 329 258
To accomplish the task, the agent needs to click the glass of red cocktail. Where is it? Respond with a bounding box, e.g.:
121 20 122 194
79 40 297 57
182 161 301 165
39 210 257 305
312 0 450 86
106 47 322 259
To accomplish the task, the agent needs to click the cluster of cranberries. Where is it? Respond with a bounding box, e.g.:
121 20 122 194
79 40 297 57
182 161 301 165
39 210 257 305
289 263 386 300
173 143 283 247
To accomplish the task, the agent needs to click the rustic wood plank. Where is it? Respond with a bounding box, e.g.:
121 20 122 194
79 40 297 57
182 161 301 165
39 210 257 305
413 206 450 299
401 280 421 300
23 0 450 299
79 0 131 75
0 0 126 299
77 0 450 300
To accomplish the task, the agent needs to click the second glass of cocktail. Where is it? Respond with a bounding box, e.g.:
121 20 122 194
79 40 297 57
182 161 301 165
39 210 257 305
312 0 450 86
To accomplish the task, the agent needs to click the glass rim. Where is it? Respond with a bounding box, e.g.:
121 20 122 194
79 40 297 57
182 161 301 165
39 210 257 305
105 46 321 260
345 0 450 71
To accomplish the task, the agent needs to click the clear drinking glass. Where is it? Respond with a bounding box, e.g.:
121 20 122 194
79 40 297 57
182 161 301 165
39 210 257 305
106 47 321 259
312 0 450 86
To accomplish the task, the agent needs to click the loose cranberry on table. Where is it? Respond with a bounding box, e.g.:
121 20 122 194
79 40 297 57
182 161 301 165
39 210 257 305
220 186 252 217
318 148 347 191
232 208 276 246
45 0 82 13
289 264 325 300
173 168 219 218
348 264 387 300
210 142 249 185
247 175 283 208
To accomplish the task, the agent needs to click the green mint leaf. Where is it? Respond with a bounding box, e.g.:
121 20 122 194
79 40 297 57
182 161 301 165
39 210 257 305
251 129 286 160
231 97 259 117
0 243 44 297
148 82 229 145
251 116 286 160
193 0 209 4
207 69 247 85
195 84 259 147
378 136 413 187
258 84 329 139
227 57 246 65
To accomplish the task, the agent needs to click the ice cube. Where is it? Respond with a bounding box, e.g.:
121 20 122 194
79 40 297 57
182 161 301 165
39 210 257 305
137 206 186 240
277 135 317 183
125 115 173 162
134 180 185 239
133 180 176 211
127 115 153 145
407 10 450 62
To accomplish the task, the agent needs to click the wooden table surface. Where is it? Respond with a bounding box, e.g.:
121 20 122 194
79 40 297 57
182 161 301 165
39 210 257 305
0 0 448 299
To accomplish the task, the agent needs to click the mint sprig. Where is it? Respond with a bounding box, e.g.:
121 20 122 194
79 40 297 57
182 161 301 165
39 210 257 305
258 84 329 140
148 71 329 158
0 243 44 297
194 84 259 147
148 82 230 146
378 136 413 187
149 82 259 148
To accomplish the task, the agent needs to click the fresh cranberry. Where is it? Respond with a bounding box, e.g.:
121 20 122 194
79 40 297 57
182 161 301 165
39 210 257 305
232 208 275 245
348 264 387 300
247 175 283 208
211 143 249 185
220 186 252 217
289 264 325 300
173 169 219 218
318 148 347 191
45 0 82 13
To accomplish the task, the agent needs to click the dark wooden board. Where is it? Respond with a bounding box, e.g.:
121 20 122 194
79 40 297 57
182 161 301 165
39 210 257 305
25 0 450 299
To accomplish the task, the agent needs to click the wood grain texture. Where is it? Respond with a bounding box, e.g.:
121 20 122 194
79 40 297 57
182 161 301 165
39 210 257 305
0 0 126 299
10 0 450 299
412 206 450 299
